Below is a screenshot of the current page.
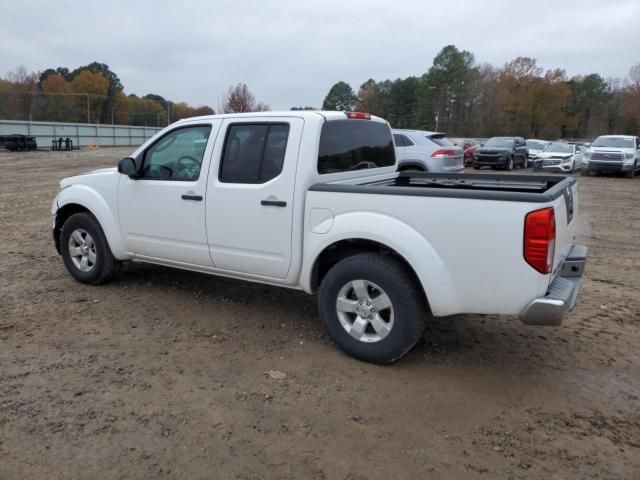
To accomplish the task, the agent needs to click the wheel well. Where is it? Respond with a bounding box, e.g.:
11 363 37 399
398 163 426 172
53 203 90 254
310 238 429 307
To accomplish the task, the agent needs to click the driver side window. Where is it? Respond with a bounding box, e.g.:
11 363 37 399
141 125 212 181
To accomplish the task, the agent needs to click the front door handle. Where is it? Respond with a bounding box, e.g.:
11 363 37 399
261 199 286 207
181 194 203 201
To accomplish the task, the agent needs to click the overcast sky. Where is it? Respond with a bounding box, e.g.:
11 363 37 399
1 0 639 110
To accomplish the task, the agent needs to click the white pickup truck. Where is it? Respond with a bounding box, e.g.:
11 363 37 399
52 111 587 363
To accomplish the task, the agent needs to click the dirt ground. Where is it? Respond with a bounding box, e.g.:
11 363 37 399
1 146 639 480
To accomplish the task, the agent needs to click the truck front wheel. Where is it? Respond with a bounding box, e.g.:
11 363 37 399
318 253 427 364
60 212 119 285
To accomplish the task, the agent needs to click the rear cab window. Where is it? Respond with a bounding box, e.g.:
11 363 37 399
318 120 395 174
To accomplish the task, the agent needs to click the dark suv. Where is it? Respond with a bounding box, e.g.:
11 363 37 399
472 137 529 170
4 134 38 152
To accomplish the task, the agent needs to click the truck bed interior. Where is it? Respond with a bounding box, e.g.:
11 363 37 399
380 172 562 193
310 172 576 203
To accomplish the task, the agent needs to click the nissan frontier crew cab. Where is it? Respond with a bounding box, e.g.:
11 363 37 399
52 111 587 364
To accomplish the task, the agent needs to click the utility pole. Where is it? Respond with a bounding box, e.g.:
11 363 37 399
86 94 90 124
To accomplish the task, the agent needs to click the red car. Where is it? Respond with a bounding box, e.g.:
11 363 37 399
449 138 480 166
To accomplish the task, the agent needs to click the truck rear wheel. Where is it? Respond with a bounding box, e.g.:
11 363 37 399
318 253 427 364
60 212 119 285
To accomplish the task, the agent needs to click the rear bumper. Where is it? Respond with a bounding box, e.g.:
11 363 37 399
519 245 588 326
428 157 465 173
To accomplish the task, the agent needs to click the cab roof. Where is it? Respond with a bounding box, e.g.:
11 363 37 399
175 110 388 124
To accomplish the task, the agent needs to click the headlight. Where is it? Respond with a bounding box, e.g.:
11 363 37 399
562 156 574 163
626 152 635 159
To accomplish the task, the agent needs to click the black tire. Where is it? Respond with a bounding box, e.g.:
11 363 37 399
522 156 528 169
625 164 636 179
580 168 590 177
506 157 514 171
472 164 480 170
318 253 427 364
60 212 119 285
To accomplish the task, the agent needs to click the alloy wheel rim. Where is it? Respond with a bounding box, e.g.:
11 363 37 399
336 280 394 343
68 228 97 272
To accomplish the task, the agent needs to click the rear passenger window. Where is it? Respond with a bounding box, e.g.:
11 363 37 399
318 120 395 174
220 123 290 183
393 134 413 147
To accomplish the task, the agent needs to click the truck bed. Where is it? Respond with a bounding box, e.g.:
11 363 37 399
309 172 576 203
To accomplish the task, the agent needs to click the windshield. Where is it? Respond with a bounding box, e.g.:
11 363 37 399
527 140 546 150
484 138 514 148
591 137 634 149
544 143 573 154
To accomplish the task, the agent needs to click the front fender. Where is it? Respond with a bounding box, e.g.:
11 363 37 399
300 211 461 316
56 185 129 259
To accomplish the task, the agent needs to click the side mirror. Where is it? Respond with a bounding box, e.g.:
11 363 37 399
118 157 139 178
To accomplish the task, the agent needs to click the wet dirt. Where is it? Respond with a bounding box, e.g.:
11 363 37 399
1 148 639 479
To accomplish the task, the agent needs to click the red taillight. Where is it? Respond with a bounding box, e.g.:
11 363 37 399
345 112 371 120
524 207 556 274
431 148 457 157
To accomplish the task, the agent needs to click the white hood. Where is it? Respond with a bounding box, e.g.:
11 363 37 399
59 167 118 189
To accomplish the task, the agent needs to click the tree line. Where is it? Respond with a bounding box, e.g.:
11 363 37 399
319 45 640 139
0 62 269 126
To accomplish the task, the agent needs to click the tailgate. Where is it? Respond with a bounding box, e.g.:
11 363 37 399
550 180 578 277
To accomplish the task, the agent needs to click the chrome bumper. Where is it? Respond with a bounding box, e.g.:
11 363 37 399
519 245 588 326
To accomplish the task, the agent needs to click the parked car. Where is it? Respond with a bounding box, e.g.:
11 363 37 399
473 138 489 146
532 142 584 173
4 134 37 151
393 129 464 173
472 137 529 170
52 110 587 364
582 135 640 178
449 137 480 165
526 139 550 159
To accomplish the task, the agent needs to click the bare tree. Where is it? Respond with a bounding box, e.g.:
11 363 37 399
629 63 640 89
222 83 270 113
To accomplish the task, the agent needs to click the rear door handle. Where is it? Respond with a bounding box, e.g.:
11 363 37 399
181 194 203 201
261 199 286 207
